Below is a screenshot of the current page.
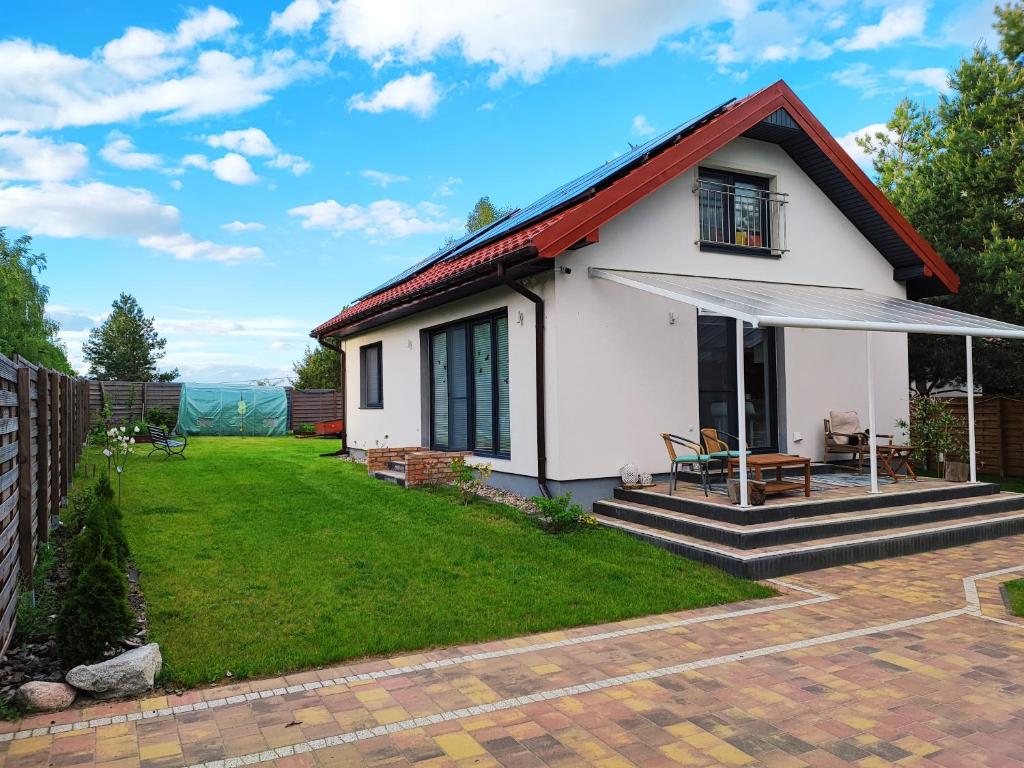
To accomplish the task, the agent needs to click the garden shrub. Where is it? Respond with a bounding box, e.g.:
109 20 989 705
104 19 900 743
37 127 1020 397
296 422 316 435
144 406 173 429
56 558 134 667
450 456 493 503
531 493 596 533
14 545 56 644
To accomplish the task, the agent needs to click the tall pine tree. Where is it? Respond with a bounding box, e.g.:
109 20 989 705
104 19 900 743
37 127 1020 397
859 3 1024 394
83 293 178 381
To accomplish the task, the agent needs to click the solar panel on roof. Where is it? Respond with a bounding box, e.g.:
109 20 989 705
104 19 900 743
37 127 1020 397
440 98 735 261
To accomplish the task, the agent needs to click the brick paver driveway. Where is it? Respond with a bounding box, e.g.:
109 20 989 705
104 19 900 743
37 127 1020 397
5 537 1024 767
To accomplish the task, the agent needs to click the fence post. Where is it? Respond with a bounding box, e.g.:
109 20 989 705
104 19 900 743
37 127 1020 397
36 370 49 543
15 367 33 580
49 372 60 516
61 377 71 497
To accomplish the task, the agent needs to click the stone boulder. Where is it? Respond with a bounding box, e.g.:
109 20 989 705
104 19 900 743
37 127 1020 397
66 643 161 699
16 681 77 711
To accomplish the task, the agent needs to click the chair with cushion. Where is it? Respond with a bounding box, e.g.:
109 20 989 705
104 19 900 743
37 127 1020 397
824 411 891 472
700 428 750 481
661 433 714 497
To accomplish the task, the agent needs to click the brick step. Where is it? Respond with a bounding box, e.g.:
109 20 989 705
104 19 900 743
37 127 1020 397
387 460 407 472
593 506 1024 579
613 481 1001 525
372 470 406 487
594 493 1024 549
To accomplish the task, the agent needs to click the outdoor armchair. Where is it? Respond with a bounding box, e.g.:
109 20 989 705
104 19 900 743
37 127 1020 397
661 433 714 497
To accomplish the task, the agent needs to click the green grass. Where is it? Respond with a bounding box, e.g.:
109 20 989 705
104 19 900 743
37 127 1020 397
1005 579 1024 617
92 437 772 687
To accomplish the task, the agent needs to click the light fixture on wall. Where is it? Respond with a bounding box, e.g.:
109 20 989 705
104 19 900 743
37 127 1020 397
516 311 525 325
669 312 677 326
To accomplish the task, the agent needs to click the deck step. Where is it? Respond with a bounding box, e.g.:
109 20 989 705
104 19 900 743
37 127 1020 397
594 503 1024 579
372 469 406 487
594 493 1024 549
614 481 1001 524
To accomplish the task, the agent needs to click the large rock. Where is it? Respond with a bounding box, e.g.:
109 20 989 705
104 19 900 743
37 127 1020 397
16 681 77 711
66 643 161 699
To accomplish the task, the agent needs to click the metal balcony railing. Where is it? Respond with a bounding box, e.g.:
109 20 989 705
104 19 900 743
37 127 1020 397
694 178 788 255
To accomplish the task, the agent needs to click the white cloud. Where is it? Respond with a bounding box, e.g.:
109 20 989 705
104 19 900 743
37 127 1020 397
325 0 751 84
170 179 183 190
139 233 263 263
0 133 88 181
182 153 210 169
288 198 460 239
842 4 926 51
0 181 179 238
631 114 655 137
211 152 259 185
207 127 277 156
892 67 950 93
835 122 892 170
266 152 311 175
434 176 461 197
362 169 411 187
0 179 261 263
206 127 310 174
0 10 319 132
348 72 443 117
270 0 326 35
222 220 266 232
100 132 163 170
831 62 885 98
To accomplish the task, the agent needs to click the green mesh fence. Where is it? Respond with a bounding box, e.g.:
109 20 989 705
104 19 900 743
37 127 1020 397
175 383 289 436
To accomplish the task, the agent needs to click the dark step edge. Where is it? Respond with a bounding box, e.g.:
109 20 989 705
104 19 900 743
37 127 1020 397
387 460 408 472
372 470 406 487
595 494 1024 549
597 513 1024 579
613 481 1002 524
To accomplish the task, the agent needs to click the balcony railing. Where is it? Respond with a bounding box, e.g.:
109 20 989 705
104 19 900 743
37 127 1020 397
694 178 788 256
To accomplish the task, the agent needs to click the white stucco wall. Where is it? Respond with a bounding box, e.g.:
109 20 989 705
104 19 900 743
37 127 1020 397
550 137 911 480
340 284 548 478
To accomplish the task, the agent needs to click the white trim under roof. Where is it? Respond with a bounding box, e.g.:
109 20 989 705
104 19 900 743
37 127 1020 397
589 268 1024 505
588 268 1024 339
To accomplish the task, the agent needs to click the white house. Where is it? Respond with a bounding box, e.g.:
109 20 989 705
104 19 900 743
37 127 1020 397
312 81 966 510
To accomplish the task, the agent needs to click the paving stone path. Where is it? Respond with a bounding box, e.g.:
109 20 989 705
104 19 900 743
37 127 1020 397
4 537 1024 767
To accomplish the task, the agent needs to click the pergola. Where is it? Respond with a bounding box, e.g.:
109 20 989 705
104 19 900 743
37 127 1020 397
590 268 1024 507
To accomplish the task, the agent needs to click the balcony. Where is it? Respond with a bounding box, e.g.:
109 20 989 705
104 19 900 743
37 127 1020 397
694 177 788 256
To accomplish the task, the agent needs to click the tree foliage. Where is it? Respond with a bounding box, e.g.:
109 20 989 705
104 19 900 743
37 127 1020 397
858 3 1024 394
0 229 73 372
291 344 340 389
83 293 178 381
465 196 513 233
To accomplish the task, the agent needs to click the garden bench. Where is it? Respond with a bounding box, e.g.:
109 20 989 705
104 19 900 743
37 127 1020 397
147 425 187 459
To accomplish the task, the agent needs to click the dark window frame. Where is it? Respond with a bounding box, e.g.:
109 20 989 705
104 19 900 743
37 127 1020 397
359 342 383 409
426 309 510 459
697 167 775 258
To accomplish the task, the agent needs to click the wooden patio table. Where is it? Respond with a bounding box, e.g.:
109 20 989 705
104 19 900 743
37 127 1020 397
727 453 811 497
877 444 917 481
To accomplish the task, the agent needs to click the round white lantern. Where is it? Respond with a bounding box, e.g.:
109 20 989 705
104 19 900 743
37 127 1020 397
619 463 640 485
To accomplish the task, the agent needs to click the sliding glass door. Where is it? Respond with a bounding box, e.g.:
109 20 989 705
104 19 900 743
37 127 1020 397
697 315 778 452
430 313 510 457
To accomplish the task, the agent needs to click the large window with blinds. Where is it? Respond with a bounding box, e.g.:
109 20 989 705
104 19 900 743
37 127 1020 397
429 312 510 458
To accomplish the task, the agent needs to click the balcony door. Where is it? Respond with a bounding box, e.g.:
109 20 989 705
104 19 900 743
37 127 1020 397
697 315 778 452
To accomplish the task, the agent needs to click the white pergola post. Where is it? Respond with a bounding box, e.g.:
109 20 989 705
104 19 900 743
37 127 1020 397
736 320 749 508
866 331 880 494
966 336 977 483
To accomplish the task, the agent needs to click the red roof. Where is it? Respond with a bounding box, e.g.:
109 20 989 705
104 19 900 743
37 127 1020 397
314 80 957 338
312 210 572 336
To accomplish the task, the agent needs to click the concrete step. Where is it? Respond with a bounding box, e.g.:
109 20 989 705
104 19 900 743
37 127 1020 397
613 481 1002 525
387 460 407 472
372 469 406 487
593 505 1024 579
594 493 1024 549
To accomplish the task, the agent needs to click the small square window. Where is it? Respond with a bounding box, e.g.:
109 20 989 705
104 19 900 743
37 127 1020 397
360 342 383 408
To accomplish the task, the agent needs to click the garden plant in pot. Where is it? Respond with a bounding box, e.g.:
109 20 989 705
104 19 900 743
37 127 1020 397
896 395 970 481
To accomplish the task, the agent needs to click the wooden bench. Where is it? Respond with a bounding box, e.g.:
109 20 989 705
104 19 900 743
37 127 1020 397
147 425 187 459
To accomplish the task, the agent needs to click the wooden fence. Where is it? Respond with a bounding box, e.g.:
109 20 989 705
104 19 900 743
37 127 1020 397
88 381 341 432
944 396 1024 477
0 353 89 659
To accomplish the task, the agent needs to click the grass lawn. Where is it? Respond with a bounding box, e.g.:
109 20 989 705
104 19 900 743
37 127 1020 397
90 437 773 686
1005 579 1024 617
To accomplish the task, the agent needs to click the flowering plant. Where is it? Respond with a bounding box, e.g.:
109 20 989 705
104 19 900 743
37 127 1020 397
102 425 138 503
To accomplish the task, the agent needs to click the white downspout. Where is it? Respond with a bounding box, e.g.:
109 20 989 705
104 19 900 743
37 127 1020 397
866 331 880 494
966 336 977 483
736 320 749 508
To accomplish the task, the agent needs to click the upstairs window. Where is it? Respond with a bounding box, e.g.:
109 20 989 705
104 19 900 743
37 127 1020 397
359 342 383 408
695 169 787 256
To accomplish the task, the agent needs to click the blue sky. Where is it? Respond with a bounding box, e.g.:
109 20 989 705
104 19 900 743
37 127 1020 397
0 0 999 382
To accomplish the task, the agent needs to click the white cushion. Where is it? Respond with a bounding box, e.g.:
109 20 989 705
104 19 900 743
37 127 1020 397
829 410 861 445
